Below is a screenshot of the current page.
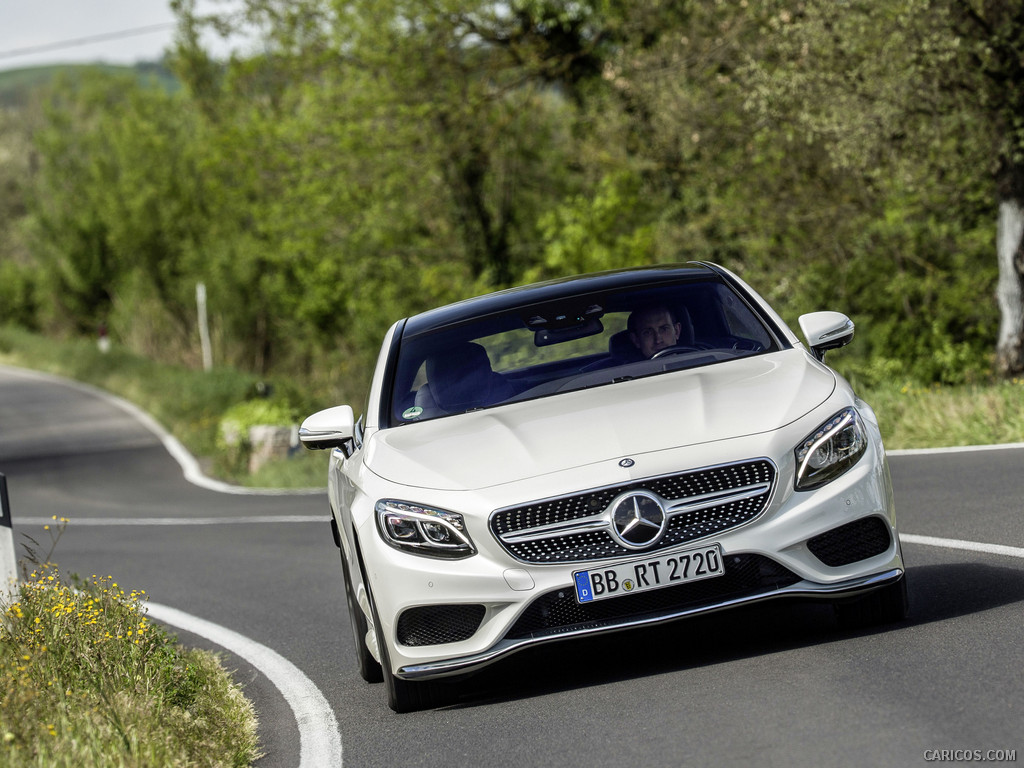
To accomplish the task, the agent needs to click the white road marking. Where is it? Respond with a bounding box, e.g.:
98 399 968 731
889 442 1024 456
145 601 342 768
900 533 1024 559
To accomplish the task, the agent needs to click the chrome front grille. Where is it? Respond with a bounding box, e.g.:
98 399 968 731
489 459 777 564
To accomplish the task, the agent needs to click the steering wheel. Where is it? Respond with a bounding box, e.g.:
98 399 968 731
650 345 701 360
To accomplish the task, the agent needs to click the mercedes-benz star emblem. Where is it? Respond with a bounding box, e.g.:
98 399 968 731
609 491 667 549
619 458 635 468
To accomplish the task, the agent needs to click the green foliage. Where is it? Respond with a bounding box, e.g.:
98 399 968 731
0 261 40 329
531 171 658 278
1 559 260 767
215 397 302 477
28 70 207 341
736 0 1007 383
220 398 302 433
0 106 40 328
2 0 1017 397
861 378 1024 449
0 63 177 108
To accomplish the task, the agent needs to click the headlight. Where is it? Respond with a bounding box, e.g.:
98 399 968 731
375 500 476 559
794 408 867 491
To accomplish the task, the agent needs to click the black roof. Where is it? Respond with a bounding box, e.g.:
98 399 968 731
402 263 719 338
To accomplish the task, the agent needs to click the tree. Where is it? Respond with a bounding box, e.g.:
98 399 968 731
743 0 1024 376
16 1 1005 393
161 0 610 389
0 106 42 328
947 0 1024 375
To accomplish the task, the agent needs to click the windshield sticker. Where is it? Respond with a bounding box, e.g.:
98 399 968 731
402 406 424 420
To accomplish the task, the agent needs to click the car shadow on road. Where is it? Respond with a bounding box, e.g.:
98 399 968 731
427 561 1024 711
893 561 1024 625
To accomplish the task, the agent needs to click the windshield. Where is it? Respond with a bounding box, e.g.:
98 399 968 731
388 278 780 425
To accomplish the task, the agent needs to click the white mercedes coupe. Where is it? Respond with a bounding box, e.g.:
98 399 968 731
300 262 907 712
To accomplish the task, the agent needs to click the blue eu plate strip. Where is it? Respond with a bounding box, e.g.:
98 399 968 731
574 571 593 603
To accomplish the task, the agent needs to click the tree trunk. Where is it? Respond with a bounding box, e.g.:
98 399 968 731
995 196 1024 376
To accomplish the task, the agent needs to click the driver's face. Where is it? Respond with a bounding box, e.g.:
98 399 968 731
631 309 682 358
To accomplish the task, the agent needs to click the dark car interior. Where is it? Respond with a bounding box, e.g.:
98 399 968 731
389 279 781 425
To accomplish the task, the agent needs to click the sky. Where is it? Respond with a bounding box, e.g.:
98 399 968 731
0 0 245 72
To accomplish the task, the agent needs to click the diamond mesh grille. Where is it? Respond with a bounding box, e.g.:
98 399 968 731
490 459 776 564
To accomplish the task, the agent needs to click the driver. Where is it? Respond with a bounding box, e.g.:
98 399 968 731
628 305 683 358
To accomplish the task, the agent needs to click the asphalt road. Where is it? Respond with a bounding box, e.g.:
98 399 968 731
2 364 1022 768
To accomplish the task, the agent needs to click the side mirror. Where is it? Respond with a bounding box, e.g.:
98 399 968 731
299 405 355 451
798 311 854 363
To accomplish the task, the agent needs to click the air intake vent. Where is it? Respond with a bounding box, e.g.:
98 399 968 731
808 517 891 567
397 604 486 647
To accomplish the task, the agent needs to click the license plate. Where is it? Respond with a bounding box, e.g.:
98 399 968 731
573 543 725 603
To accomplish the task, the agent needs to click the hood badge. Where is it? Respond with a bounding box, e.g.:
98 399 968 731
619 458 635 468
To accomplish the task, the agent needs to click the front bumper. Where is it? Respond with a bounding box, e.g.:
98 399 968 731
355 425 902 681
397 566 904 680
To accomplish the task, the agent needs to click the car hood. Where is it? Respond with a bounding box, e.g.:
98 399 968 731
365 350 835 491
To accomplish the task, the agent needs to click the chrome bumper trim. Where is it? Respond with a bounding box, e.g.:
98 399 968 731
397 567 904 680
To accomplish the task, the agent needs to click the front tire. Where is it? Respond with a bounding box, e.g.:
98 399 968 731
342 551 383 683
381 651 448 714
359 565 448 712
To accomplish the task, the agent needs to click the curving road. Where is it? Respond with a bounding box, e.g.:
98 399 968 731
2 364 1023 767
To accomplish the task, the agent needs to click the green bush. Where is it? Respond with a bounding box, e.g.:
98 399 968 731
0 262 40 330
1 553 261 767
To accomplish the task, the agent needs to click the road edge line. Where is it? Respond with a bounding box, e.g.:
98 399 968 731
888 442 1024 456
145 601 342 768
900 533 1024 559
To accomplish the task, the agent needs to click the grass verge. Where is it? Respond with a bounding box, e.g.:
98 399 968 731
858 378 1024 449
1 524 261 767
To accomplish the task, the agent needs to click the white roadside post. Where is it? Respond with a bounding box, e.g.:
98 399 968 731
197 282 213 372
0 473 18 603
